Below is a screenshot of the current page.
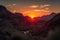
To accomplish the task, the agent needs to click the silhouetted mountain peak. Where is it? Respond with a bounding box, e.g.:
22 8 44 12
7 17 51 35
0 5 6 10
39 13 56 21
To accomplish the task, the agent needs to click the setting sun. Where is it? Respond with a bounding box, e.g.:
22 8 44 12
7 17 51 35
30 15 35 18
28 13 36 19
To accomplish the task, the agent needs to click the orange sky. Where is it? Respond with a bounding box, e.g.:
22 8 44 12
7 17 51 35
9 5 52 18
7 4 59 18
0 0 60 18
6 4 59 18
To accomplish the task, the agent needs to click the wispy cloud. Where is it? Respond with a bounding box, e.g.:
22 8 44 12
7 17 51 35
6 4 16 7
28 4 51 9
29 5 39 8
40 4 51 8
34 9 50 12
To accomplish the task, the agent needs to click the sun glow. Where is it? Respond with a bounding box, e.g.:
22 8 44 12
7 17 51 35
28 13 36 19
30 15 35 18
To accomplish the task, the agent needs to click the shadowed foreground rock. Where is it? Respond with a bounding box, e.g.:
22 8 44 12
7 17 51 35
0 5 31 40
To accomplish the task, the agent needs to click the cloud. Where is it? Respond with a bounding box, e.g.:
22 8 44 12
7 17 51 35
34 10 40 11
40 9 50 12
45 8 49 9
28 4 51 9
12 4 16 6
6 4 16 7
40 4 51 8
34 9 50 12
29 5 39 8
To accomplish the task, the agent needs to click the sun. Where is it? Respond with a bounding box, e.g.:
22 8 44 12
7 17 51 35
28 13 36 19
30 15 35 18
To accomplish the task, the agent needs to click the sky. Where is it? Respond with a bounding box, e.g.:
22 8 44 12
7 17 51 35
0 0 60 17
